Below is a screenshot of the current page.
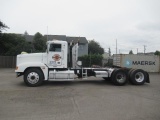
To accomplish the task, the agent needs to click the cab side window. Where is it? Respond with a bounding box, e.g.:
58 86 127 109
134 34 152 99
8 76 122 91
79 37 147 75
49 44 61 52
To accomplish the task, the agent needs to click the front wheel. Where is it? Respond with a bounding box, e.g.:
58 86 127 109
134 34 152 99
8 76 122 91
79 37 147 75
24 68 44 87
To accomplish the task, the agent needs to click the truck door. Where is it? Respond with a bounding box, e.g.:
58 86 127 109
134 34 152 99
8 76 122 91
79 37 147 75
48 43 63 68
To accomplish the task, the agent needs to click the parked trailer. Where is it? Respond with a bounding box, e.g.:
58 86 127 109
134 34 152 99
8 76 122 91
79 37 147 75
15 40 150 87
113 54 160 72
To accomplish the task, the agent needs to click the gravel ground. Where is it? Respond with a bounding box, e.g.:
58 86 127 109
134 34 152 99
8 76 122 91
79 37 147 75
0 68 160 120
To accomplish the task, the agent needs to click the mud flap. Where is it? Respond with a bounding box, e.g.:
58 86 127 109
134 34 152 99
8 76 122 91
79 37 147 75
145 72 150 83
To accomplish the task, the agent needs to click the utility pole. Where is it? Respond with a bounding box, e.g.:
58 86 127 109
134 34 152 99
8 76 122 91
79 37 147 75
89 52 91 67
137 48 138 54
116 39 117 55
116 39 117 65
144 45 146 54
108 48 111 57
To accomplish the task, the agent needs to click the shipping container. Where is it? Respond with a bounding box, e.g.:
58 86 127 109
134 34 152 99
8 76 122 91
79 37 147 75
113 54 160 72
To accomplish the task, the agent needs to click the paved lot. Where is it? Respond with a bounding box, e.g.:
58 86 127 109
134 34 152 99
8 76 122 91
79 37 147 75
0 68 160 120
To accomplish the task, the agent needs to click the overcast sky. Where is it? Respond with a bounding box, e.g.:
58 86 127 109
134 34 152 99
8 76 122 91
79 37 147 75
1 0 160 54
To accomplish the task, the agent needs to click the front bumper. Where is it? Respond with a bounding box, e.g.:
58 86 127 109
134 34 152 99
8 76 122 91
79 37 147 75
16 72 23 77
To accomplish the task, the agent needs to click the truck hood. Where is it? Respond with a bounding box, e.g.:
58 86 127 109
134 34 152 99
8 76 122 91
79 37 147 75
17 53 47 65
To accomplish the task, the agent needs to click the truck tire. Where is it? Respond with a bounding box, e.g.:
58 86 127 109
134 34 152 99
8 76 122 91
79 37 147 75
24 68 44 87
128 68 135 84
128 69 135 77
111 69 128 86
130 69 146 85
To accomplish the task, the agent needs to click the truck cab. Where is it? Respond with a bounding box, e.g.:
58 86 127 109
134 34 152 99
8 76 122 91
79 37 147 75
15 40 79 86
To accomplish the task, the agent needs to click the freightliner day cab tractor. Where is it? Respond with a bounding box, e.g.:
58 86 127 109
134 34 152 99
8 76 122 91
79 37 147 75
15 40 150 87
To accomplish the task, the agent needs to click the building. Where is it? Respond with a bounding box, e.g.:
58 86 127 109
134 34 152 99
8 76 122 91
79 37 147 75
137 52 155 56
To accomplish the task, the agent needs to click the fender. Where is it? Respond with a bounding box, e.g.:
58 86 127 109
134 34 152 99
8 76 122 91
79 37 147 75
15 62 48 80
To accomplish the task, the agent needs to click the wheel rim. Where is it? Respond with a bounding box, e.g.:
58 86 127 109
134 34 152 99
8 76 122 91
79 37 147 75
27 72 39 84
116 73 126 83
135 72 144 83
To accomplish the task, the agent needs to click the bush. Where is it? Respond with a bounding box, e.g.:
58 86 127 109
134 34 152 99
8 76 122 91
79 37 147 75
78 54 103 67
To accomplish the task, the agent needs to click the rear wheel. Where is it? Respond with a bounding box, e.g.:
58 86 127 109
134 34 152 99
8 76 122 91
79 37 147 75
111 69 128 86
24 68 44 87
130 69 146 85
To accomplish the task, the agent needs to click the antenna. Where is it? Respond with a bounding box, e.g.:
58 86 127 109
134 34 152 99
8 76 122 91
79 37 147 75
47 26 48 41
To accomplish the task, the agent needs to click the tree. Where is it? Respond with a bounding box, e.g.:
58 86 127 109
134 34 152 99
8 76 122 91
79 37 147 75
129 50 133 54
24 31 29 35
33 32 46 52
154 50 160 56
0 20 9 33
88 40 104 55
0 33 32 56
78 40 104 67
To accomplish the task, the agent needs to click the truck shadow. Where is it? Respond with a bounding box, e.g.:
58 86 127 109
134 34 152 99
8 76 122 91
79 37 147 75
17 79 150 87
43 79 113 86
42 79 150 87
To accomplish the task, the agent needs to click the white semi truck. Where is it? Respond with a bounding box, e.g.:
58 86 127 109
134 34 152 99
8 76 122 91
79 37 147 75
15 40 150 87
